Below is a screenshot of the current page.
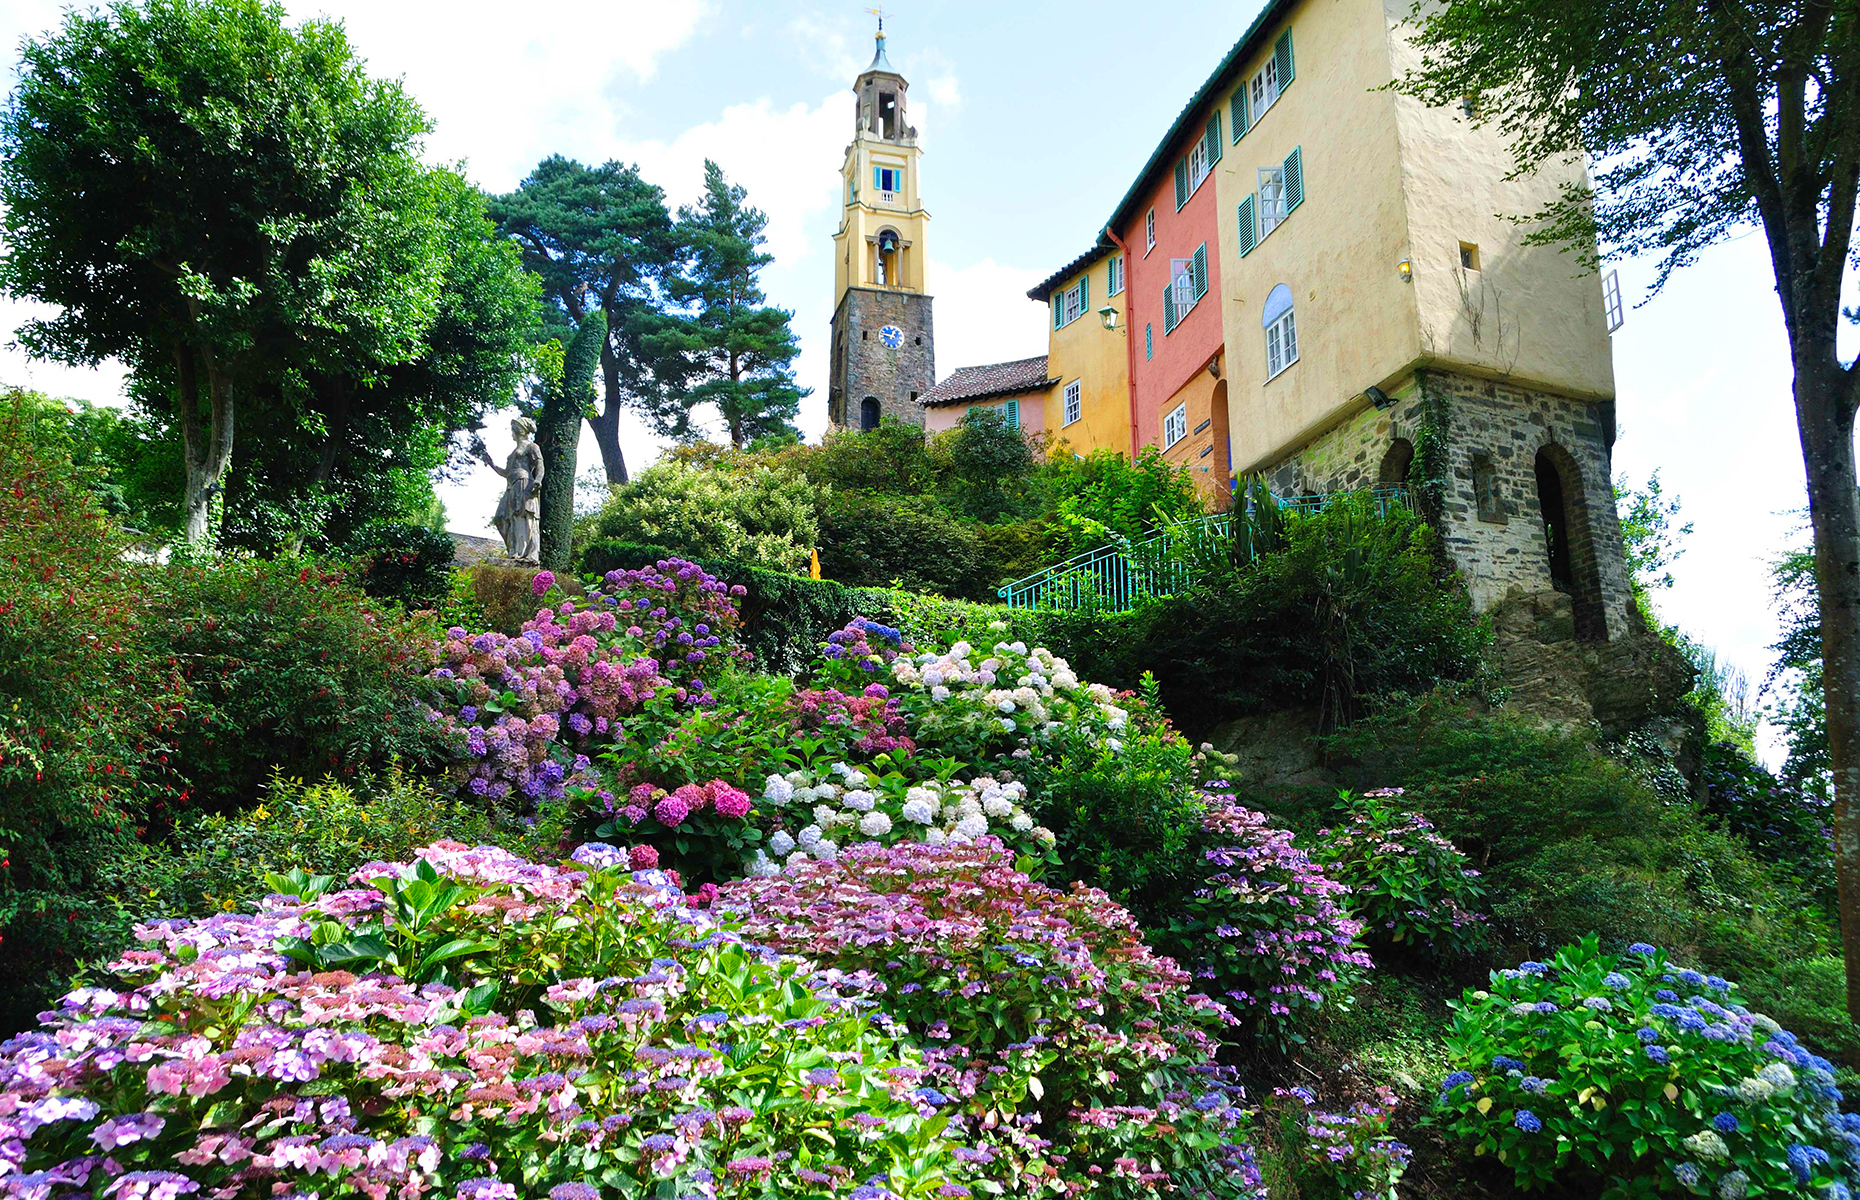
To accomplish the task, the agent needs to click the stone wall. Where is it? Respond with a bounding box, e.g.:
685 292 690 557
827 286 933 428
1259 369 1636 640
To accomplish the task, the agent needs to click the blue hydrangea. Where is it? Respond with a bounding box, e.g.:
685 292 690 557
1657 989 1680 1002
1491 1056 1525 1073
1786 1144 1830 1184
1514 1109 1542 1133
1602 972 1632 988
1520 1076 1548 1094
1533 1001 1559 1014
1518 961 1549 975
1672 1162 1703 1189
1637 1026 1661 1043
1711 1112 1739 1133
1628 942 1658 955
1441 1070 1474 1097
1645 1044 1670 1065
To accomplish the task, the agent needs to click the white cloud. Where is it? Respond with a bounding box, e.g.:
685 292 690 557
925 254 1048 380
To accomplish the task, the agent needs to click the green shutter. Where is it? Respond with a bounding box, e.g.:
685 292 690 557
1237 195 1258 256
1080 273 1089 313
1145 323 1154 359
1231 88 1250 141
1053 295 1064 329
1275 29 1295 89
1163 282 1177 334
1174 158 1189 209
1206 112 1223 164
1005 399 1020 429
1193 244 1208 299
1283 146 1305 213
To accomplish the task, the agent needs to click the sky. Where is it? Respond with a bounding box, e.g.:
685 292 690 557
0 0 1852 757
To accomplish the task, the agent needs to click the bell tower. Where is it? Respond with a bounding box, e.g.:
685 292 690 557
828 16 934 430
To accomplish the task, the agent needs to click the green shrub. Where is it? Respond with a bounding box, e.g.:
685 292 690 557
147 559 456 810
343 520 456 609
816 490 988 598
1436 935 1855 1198
1320 702 1840 1048
124 769 556 918
786 416 938 495
1047 445 1204 556
1136 495 1488 735
447 562 573 633
578 538 678 577
1698 740 1830 900
0 396 182 1032
589 456 819 572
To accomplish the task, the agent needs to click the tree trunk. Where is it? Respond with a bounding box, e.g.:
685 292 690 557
538 392 579 572
175 342 235 545
588 395 628 486
1796 356 1860 1029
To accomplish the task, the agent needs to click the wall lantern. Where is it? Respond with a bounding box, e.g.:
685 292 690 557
1366 385 1397 410
1097 303 1122 333
1397 258 1414 283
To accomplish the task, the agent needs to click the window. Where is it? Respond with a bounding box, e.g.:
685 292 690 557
874 166 901 194
1602 269 1624 332
1237 146 1304 255
1250 57 1280 120
1163 403 1188 449
1173 113 1224 209
860 397 880 430
1064 381 1082 426
1257 167 1287 238
1262 283 1298 378
1053 274 1090 329
1162 244 1209 334
1145 208 1156 253
1459 241 1481 271
1145 323 1153 360
1004 398 1021 430
1107 255 1124 296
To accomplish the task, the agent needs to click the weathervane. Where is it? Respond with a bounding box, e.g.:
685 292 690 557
865 5 884 32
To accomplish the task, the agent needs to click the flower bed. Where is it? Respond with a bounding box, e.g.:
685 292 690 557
1312 788 1487 958
0 843 982 1200
716 839 1265 1198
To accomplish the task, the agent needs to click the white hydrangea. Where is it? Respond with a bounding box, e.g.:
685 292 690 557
1010 813 1035 832
925 827 949 845
859 811 893 837
983 796 1013 818
813 803 838 827
842 790 876 813
921 665 947 687
1105 737 1124 754
949 641 972 658
746 851 780 879
978 670 998 686
892 661 921 685
797 824 823 849
768 830 796 857
901 799 935 825
931 685 951 702
1053 669 1078 690
955 814 988 839
763 774 794 805
988 620 1008 631
785 851 810 869
998 718 1016 732
812 838 839 861
996 699 1016 714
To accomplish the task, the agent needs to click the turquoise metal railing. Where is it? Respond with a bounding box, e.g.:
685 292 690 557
996 484 1409 612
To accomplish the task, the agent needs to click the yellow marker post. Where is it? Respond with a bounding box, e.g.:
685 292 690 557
810 548 822 580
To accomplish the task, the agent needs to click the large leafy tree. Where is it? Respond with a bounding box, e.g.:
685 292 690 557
650 160 808 449
1396 0 1860 1012
122 169 538 551
490 157 680 485
0 0 450 543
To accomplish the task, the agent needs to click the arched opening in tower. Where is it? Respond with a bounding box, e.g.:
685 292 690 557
1533 445 1607 641
1379 438 1414 486
860 397 880 431
877 230 899 287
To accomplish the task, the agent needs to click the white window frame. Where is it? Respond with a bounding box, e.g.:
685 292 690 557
1250 57 1280 121
1163 402 1188 449
1257 166 1288 239
1186 138 1211 195
1061 280 1085 326
1145 208 1156 254
1064 381 1082 426
1107 255 1124 296
1602 269 1624 332
1265 307 1299 380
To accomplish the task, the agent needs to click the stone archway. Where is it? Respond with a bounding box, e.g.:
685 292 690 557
1379 437 1414 486
860 397 880 431
1534 443 1607 641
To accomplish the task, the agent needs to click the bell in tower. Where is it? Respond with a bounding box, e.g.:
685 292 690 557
827 14 935 430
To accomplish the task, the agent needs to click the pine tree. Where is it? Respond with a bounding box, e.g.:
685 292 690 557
650 161 807 448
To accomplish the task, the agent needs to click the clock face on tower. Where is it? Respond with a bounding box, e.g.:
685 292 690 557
879 324 905 349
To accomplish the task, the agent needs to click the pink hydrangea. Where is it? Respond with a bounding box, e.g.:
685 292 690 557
653 795 690 827
709 784 751 819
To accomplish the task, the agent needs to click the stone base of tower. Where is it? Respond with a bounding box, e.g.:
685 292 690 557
828 287 934 429
1254 369 1635 642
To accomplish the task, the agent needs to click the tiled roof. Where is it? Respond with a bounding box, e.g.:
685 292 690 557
919 355 1056 407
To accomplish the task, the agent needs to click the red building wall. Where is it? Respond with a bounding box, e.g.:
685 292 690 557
1121 125 1225 454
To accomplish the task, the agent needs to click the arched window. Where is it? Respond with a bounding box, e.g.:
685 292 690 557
1379 438 1414 486
860 397 880 431
1534 445 1607 641
1262 283 1298 378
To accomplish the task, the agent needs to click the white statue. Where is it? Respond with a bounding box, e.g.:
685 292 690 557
478 417 544 565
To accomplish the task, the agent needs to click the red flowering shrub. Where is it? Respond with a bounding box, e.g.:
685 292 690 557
593 779 763 885
0 395 183 1030
785 685 915 758
718 839 1264 1198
